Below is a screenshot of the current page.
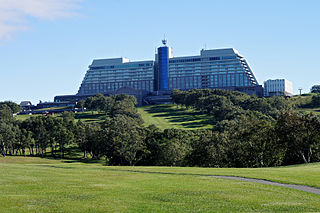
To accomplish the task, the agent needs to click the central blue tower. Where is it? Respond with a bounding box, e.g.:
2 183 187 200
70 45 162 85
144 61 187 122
155 40 171 91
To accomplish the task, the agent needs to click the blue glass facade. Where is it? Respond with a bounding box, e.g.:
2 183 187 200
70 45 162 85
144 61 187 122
156 46 169 91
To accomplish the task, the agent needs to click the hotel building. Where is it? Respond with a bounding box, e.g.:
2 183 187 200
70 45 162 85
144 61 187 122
55 41 263 105
264 79 293 97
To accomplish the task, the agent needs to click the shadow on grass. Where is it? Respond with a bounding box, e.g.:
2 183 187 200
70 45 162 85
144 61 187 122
44 146 104 164
144 105 214 129
39 155 104 164
75 112 106 120
13 146 105 165
2 154 104 165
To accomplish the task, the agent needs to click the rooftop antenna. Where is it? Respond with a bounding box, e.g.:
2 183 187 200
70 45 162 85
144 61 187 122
204 43 207 50
162 34 167 46
298 88 303 95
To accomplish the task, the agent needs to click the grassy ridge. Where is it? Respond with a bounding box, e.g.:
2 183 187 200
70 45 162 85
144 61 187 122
15 94 320 129
0 157 320 212
15 111 107 123
137 104 213 130
290 93 320 115
298 107 320 115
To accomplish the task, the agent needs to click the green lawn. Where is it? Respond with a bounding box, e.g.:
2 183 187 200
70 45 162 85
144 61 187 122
15 111 107 123
33 106 71 111
0 157 319 212
14 114 42 121
74 111 107 123
298 107 320 115
137 104 213 130
112 163 320 189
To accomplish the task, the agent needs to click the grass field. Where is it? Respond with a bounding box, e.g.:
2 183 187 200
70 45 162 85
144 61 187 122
138 104 213 130
298 107 320 115
0 156 319 212
33 106 71 111
15 111 107 123
15 105 213 129
74 111 107 123
14 114 41 121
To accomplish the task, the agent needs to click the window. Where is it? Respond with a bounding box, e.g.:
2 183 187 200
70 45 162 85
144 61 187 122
209 57 220 61
222 56 236 60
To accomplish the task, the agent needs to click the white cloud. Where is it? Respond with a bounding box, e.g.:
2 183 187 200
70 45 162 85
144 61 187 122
0 0 80 40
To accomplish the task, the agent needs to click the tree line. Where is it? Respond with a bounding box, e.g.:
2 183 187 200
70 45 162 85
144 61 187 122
1 90 320 167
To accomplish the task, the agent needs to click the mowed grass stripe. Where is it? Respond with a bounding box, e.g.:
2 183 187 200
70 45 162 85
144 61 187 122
137 104 213 129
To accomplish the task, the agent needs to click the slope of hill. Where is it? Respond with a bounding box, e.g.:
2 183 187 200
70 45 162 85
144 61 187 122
14 93 320 129
137 104 213 130
290 93 320 115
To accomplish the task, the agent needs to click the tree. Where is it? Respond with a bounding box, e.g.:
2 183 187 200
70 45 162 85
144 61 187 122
157 129 191 166
110 94 143 124
196 94 239 121
139 125 162 165
219 113 283 167
0 105 13 121
0 101 22 114
85 93 112 112
61 111 75 121
54 121 74 158
102 115 147 166
185 130 216 167
267 96 290 111
86 123 103 159
171 89 186 107
76 100 85 109
311 85 320 93
21 116 55 157
276 111 320 164
75 120 92 158
311 94 320 107
19 128 33 157
0 122 17 157
241 97 274 116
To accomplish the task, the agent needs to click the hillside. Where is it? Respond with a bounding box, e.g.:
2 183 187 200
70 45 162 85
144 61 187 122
0 157 319 212
137 104 213 129
15 105 214 129
15 111 107 123
14 93 320 130
290 93 320 115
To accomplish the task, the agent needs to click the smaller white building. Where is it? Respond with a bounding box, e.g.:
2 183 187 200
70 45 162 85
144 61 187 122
264 79 293 97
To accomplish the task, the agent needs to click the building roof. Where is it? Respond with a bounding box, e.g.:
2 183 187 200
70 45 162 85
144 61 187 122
200 48 241 57
20 101 32 106
91 58 130 67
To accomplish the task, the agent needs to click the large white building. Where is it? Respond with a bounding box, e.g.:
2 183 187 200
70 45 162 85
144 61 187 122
55 40 264 105
76 41 262 96
264 79 293 97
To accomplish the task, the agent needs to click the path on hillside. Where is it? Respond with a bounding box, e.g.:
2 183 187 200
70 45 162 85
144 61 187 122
108 169 320 195
209 175 320 195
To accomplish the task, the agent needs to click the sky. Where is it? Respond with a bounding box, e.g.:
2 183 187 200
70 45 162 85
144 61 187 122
0 0 319 104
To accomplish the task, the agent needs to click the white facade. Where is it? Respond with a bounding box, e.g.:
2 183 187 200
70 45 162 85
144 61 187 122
78 58 154 95
264 79 293 97
77 45 261 96
168 48 259 90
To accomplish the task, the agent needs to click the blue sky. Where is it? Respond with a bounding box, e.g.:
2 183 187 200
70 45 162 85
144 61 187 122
0 0 319 104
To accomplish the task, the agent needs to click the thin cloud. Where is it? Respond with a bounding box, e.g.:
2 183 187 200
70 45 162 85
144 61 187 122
0 0 81 40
